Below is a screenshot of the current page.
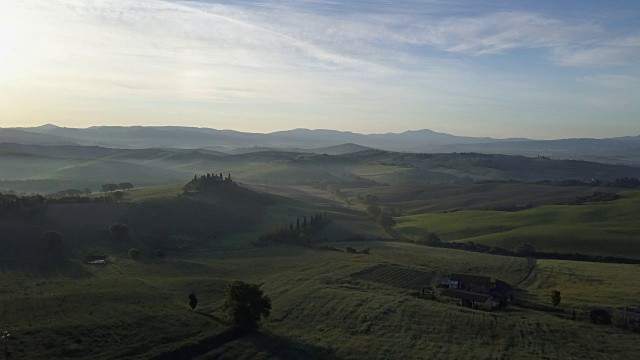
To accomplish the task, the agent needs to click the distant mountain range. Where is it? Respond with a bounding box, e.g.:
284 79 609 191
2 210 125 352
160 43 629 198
2 124 640 165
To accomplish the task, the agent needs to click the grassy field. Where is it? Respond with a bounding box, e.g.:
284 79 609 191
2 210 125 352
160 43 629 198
520 259 640 309
0 259 224 359
395 190 640 258
362 182 608 213
3 175 640 359
2 233 640 359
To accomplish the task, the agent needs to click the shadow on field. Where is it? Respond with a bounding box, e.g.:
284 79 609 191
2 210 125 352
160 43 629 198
229 331 343 360
194 311 226 324
152 328 342 360
0 253 92 278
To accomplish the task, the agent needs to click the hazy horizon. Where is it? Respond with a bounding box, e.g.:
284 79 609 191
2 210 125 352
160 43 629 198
7 122 640 141
1 1 639 139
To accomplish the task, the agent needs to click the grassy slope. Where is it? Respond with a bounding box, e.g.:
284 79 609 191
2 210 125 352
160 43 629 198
3 175 640 359
365 182 607 213
520 260 640 309
0 259 223 359
198 243 638 360
395 190 640 258
3 218 640 360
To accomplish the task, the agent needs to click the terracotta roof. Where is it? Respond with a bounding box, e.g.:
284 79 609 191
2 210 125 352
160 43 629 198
441 289 493 303
450 273 492 284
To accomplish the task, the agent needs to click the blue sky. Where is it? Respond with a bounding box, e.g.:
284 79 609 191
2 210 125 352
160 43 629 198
0 0 639 139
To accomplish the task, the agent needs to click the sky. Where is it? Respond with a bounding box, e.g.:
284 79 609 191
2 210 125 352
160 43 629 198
0 0 639 139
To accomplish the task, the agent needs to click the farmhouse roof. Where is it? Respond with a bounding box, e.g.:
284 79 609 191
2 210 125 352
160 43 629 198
494 279 511 292
441 289 493 303
450 273 491 284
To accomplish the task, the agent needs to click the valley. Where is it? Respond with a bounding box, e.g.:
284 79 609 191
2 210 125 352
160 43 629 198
1 135 640 359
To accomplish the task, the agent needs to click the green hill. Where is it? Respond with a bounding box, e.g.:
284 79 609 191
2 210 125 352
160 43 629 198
395 190 640 258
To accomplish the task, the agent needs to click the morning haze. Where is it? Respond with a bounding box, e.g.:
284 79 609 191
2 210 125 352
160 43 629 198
1 1 640 359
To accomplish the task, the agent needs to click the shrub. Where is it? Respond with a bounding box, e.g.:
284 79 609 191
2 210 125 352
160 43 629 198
590 308 612 324
41 230 63 249
128 248 141 260
189 293 198 310
551 290 561 307
110 223 129 239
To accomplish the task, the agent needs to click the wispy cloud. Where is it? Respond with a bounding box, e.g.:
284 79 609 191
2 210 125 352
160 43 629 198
1 0 639 137
582 74 640 88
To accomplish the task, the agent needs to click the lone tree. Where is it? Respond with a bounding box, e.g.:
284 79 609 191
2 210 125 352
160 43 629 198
128 248 141 260
41 230 63 249
551 290 562 307
110 223 129 239
222 280 271 330
189 293 198 310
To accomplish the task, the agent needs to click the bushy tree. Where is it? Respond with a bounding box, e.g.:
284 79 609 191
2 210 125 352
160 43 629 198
513 242 535 256
101 183 119 193
41 230 63 249
366 205 382 219
118 182 134 191
110 223 129 239
422 232 442 246
551 290 561 307
189 293 198 310
222 281 271 330
128 248 141 260
377 214 396 228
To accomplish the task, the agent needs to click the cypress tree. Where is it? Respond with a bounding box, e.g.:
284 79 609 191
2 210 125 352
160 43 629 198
303 216 307 229
289 223 294 232
296 218 300 230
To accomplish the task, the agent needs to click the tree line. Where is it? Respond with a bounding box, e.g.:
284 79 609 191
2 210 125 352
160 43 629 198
484 177 640 188
0 192 119 216
366 205 396 228
312 181 351 205
411 233 640 265
184 172 235 191
0 193 44 215
100 182 134 193
252 211 329 247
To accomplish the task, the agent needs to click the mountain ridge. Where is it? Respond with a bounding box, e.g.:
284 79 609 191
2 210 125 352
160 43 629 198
3 124 640 165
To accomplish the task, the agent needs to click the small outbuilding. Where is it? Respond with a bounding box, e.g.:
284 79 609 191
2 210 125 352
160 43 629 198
84 255 107 265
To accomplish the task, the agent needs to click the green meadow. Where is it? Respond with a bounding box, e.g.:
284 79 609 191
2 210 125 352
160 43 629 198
520 260 640 309
395 190 640 258
2 149 640 359
3 240 640 359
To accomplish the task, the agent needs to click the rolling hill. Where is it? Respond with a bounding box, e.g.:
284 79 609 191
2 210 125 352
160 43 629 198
5 124 640 164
